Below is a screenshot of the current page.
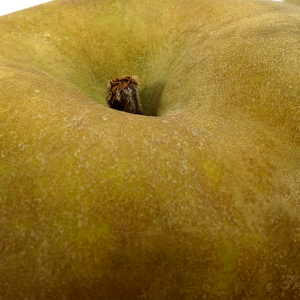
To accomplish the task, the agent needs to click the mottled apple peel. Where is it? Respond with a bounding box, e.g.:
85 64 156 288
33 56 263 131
106 75 143 115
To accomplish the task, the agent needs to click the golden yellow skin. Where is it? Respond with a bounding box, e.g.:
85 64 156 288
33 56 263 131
0 0 300 299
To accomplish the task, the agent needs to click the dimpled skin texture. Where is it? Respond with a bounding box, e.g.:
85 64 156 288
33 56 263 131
0 0 300 299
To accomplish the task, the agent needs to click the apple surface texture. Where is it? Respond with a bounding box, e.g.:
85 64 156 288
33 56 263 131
0 0 300 299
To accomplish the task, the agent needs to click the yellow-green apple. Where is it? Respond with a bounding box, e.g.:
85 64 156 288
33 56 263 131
285 0 300 6
1 0 300 299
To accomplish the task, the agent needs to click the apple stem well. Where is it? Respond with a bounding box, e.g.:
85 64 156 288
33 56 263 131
106 75 143 115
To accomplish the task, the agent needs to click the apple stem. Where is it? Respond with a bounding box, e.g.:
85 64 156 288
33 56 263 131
106 75 143 115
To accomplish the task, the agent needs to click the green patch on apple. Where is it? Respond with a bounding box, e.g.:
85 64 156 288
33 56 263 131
1 0 300 299
203 159 222 187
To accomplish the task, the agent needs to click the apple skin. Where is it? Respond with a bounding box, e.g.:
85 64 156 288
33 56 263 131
0 0 300 299
285 0 300 6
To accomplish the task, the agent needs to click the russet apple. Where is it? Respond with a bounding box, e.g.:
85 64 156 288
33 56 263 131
285 0 300 6
0 0 300 299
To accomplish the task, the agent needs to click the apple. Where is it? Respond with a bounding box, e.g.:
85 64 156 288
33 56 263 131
285 0 300 6
0 0 300 299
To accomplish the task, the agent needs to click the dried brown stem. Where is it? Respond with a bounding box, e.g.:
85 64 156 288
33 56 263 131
106 75 143 115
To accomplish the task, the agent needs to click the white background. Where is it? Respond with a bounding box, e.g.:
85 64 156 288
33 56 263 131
0 0 285 17
0 1 53 17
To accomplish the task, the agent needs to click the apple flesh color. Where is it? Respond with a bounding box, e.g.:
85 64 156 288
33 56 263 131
0 0 300 299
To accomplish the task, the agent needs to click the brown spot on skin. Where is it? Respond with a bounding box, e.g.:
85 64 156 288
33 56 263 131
0 242 6 253
106 75 143 115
